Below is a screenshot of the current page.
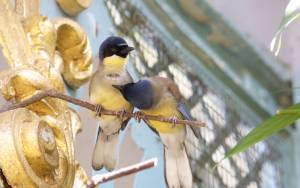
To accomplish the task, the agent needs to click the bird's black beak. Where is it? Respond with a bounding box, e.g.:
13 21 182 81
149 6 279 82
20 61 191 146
113 85 125 92
120 46 134 56
113 83 135 96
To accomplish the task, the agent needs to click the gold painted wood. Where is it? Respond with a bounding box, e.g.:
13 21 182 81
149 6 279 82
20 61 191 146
22 15 66 93
0 0 33 67
15 0 39 19
23 16 57 66
73 162 89 187
0 0 91 187
54 18 93 89
0 68 66 116
56 0 92 16
0 108 75 187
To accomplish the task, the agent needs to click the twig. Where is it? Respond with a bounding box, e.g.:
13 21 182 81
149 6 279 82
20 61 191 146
85 158 157 188
0 90 205 127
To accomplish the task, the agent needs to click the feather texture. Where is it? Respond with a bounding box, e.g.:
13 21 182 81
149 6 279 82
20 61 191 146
177 101 201 139
89 54 133 171
160 130 193 188
92 127 119 171
118 76 194 186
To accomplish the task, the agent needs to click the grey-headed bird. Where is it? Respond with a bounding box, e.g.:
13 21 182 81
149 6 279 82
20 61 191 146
116 76 199 188
89 36 134 171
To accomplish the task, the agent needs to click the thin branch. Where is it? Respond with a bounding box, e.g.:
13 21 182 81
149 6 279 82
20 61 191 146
85 158 157 188
0 90 205 127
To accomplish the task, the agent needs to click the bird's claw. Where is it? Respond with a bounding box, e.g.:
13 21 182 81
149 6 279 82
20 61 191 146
95 104 103 117
118 109 126 121
169 116 178 128
133 111 143 123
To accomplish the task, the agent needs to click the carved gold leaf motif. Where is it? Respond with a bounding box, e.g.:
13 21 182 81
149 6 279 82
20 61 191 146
55 18 93 89
0 0 91 187
0 0 33 67
56 0 92 16
15 0 39 20
0 109 75 187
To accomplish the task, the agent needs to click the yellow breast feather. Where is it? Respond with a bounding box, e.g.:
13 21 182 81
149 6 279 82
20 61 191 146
90 84 132 112
142 96 184 133
90 57 132 113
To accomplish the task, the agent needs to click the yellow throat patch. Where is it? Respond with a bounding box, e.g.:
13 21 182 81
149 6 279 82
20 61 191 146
103 55 127 71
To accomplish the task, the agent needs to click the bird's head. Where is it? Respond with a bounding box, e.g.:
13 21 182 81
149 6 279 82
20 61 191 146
114 80 155 109
99 36 134 62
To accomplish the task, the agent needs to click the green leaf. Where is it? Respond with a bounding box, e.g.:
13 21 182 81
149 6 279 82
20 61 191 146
270 0 300 55
224 103 300 159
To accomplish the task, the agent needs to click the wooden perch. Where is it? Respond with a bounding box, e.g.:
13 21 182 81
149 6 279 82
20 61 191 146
85 158 157 188
0 90 205 127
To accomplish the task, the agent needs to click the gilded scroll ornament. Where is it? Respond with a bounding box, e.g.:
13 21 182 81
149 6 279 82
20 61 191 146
55 18 93 89
22 15 66 93
73 162 89 188
56 0 92 16
0 0 33 67
0 68 66 116
15 0 39 20
67 108 83 138
0 0 91 187
23 16 57 65
0 108 75 187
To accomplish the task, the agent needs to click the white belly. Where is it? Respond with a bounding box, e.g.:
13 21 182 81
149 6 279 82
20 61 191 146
99 116 122 135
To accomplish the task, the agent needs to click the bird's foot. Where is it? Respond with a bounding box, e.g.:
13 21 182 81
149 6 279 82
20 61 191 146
117 108 126 121
133 111 143 123
95 104 103 117
169 116 178 128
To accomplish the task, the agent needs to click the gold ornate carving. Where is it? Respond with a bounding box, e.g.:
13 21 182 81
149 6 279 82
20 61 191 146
15 0 39 20
0 0 33 67
55 18 93 89
0 108 75 187
22 15 66 93
0 0 90 187
23 16 57 65
68 108 83 138
0 68 66 116
73 162 89 187
56 0 92 16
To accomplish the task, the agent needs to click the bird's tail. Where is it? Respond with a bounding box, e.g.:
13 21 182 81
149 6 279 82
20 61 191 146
160 129 193 188
91 128 119 171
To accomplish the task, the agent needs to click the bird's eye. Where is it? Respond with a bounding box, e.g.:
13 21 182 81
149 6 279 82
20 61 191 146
111 48 117 52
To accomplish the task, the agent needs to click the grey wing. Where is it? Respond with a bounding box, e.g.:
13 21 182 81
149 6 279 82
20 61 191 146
177 101 201 139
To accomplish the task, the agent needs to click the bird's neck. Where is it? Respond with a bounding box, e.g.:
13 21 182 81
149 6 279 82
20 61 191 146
102 55 126 72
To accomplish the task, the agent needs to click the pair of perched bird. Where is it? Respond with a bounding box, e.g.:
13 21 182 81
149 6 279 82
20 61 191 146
89 36 198 188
